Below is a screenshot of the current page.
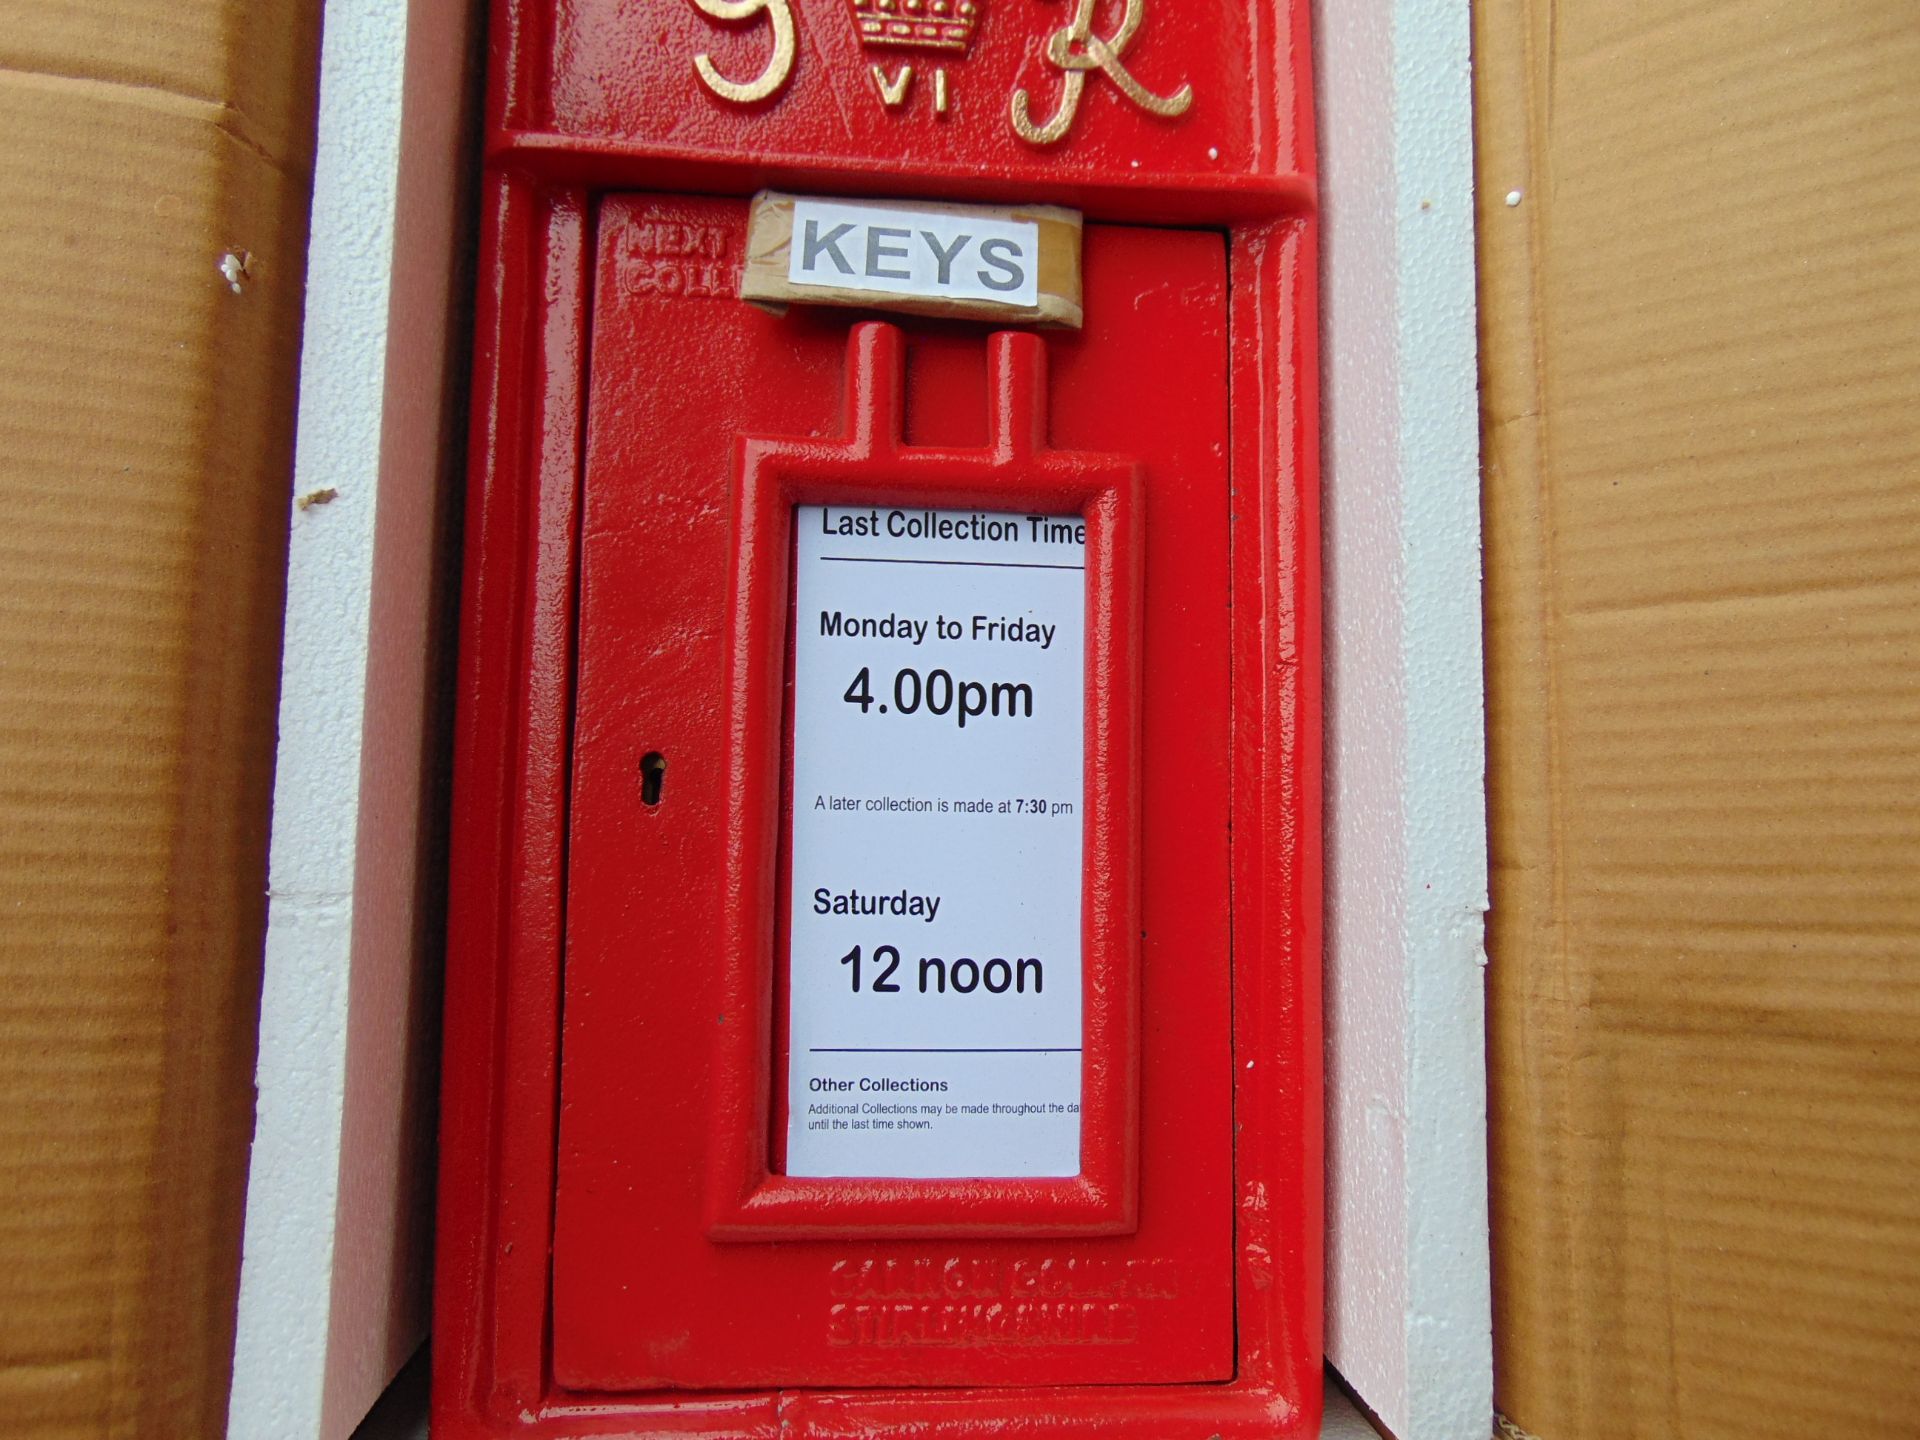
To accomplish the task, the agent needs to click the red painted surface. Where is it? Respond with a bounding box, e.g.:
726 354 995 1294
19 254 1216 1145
554 209 1226 1390
436 0 1320 1434
704 321 1148 1247
489 0 1313 220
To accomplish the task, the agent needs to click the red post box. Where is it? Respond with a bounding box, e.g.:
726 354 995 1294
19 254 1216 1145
436 2 1321 1435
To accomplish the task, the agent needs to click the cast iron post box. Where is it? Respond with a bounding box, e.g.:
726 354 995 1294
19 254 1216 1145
435 1 1322 1435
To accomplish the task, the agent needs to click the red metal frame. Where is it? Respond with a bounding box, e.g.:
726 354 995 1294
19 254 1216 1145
710 323 1142 1241
435 0 1322 1432
550 211 1236 1393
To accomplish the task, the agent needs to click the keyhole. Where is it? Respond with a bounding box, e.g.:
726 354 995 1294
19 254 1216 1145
639 752 667 807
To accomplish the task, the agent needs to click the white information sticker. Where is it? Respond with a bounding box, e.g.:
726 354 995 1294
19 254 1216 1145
785 505 1086 1179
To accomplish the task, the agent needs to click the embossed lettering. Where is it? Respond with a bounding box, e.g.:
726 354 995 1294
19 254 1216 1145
826 1254 1177 1347
691 0 796 105
1010 0 1193 146
619 218 738 301
872 63 915 107
828 1300 1141 1348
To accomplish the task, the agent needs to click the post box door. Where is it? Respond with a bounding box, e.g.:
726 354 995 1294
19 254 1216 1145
552 193 1234 1392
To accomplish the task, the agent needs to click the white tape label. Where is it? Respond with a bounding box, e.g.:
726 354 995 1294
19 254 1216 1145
787 199 1041 309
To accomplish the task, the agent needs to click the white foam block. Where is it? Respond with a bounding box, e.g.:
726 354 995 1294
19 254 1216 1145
227 0 473 1435
1314 0 1492 1435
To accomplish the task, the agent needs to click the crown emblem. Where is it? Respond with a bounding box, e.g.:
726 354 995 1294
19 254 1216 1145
851 0 980 53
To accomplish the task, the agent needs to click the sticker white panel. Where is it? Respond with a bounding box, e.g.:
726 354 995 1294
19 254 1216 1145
785 505 1085 1179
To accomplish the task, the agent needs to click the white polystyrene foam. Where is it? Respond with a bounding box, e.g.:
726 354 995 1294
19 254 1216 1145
1315 0 1492 1435
227 0 472 1435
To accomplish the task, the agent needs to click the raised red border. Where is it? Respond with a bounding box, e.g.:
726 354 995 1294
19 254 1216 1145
707 322 1142 1241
